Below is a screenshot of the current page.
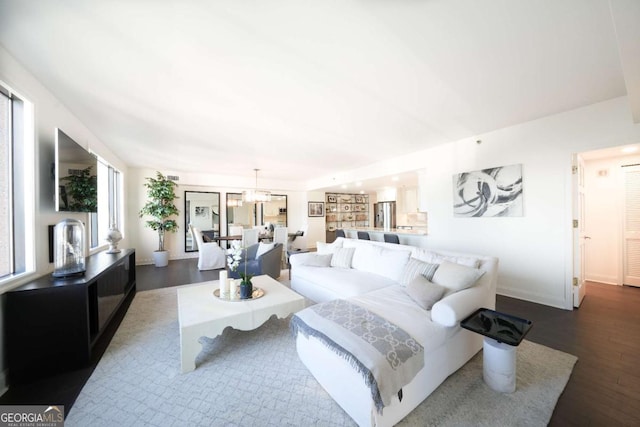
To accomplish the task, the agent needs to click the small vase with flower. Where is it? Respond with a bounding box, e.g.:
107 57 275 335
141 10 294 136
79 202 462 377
227 240 253 299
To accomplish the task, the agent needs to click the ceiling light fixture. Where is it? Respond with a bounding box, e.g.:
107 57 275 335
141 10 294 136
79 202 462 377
622 146 638 154
242 169 271 203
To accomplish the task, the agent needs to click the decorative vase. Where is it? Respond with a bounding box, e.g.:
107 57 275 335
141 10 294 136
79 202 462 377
105 222 123 254
52 218 86 278
240 280 253 299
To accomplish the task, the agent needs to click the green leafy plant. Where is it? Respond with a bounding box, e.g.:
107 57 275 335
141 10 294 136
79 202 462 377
61 166 97 212
139 172 180 252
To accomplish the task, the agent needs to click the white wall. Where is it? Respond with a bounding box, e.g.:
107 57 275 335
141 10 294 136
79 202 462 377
584 154 640 285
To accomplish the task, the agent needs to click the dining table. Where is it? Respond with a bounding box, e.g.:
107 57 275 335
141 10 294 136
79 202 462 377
214 230 302 250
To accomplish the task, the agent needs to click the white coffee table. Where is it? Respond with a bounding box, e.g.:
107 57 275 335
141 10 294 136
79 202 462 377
177 274 305 373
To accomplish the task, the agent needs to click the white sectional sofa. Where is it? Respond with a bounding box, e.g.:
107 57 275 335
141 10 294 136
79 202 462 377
289 237 498 427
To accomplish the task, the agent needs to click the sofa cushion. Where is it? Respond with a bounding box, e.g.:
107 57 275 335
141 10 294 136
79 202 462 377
294 265 397 300
317 239 344 255
255 242 275 259
330 247 355 268
432 261 484 296
412 248 480 268
300 253 333 267
399 258 439 287
405 275 446 311
347 243 412 282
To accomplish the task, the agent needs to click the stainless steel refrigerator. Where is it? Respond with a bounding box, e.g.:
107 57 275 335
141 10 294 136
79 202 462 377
374 201 396 229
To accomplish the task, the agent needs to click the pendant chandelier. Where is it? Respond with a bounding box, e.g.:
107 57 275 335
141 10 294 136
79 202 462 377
242 169 271 203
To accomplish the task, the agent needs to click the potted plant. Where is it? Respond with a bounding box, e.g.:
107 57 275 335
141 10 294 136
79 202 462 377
139 172 179 267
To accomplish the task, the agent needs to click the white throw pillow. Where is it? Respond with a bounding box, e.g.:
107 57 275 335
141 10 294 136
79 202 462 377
412 248 480 268
330 247 355 268
405 275 446 311
301 253 333 267
399 258 439 287
350 244 377 272
255 242 276 259
432 254 480 268
316 240 343 255
432 260 484 295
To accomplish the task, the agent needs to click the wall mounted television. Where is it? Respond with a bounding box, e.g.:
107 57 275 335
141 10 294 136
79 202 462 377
54 128 98 212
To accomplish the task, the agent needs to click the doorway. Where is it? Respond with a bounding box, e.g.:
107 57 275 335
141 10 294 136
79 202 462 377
579 144 640 290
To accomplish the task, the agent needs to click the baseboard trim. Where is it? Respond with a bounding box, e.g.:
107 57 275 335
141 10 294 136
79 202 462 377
135 255 198 266
585 274 617 286
497 286 567 310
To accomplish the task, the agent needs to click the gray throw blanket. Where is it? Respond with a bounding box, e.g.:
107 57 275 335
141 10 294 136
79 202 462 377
291 299 424 413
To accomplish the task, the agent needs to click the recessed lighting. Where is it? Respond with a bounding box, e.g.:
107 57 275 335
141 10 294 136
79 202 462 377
355 182 362 187
391 176 399 182
341 184 347 189
622 146 638 154
359 190 364 194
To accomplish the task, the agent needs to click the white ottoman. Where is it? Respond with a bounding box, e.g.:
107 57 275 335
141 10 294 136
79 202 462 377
483 337 516 393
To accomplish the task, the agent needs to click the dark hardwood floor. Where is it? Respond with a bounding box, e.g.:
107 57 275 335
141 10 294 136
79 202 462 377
2 259 639 426
497 281 640 426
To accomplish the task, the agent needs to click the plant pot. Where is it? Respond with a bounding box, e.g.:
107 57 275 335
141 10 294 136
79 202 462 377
152 250 169 267
240 281 253 299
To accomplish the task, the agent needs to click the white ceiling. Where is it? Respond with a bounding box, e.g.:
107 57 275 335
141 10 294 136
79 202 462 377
1 0 639 192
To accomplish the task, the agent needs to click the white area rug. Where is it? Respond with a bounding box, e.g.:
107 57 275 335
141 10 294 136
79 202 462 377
67 285 577 426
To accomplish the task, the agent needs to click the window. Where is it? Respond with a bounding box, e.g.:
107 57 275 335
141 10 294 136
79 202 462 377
108 165 122 231
91 158 123 251
0 89 11 277
0 82 34 284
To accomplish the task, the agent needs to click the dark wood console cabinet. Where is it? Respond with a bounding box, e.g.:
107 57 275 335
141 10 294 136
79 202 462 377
5 249 136 385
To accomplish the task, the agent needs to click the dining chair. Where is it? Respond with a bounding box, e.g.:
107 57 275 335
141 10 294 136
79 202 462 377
273 226 288 268
357 231 370 240
242 228 259 247
384 233 400 244
190 225 226 270
229 225 244 237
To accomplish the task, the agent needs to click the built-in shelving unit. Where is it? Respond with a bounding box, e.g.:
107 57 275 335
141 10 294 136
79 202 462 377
325 192 370 231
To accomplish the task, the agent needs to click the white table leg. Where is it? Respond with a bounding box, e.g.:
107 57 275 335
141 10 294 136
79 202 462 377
483 337 516 392
180 329 203 373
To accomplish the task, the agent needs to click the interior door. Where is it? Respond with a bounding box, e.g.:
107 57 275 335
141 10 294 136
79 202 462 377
623 165 640 287
572 154 587 307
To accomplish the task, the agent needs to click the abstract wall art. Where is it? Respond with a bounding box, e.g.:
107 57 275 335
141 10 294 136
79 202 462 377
453 164 523 217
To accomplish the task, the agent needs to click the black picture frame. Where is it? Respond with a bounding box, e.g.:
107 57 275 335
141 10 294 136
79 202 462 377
308 201 325 217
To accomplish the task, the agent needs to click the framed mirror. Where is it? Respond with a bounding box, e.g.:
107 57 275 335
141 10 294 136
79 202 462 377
260 194 287 229
226 193 254 235
185 191 221 252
